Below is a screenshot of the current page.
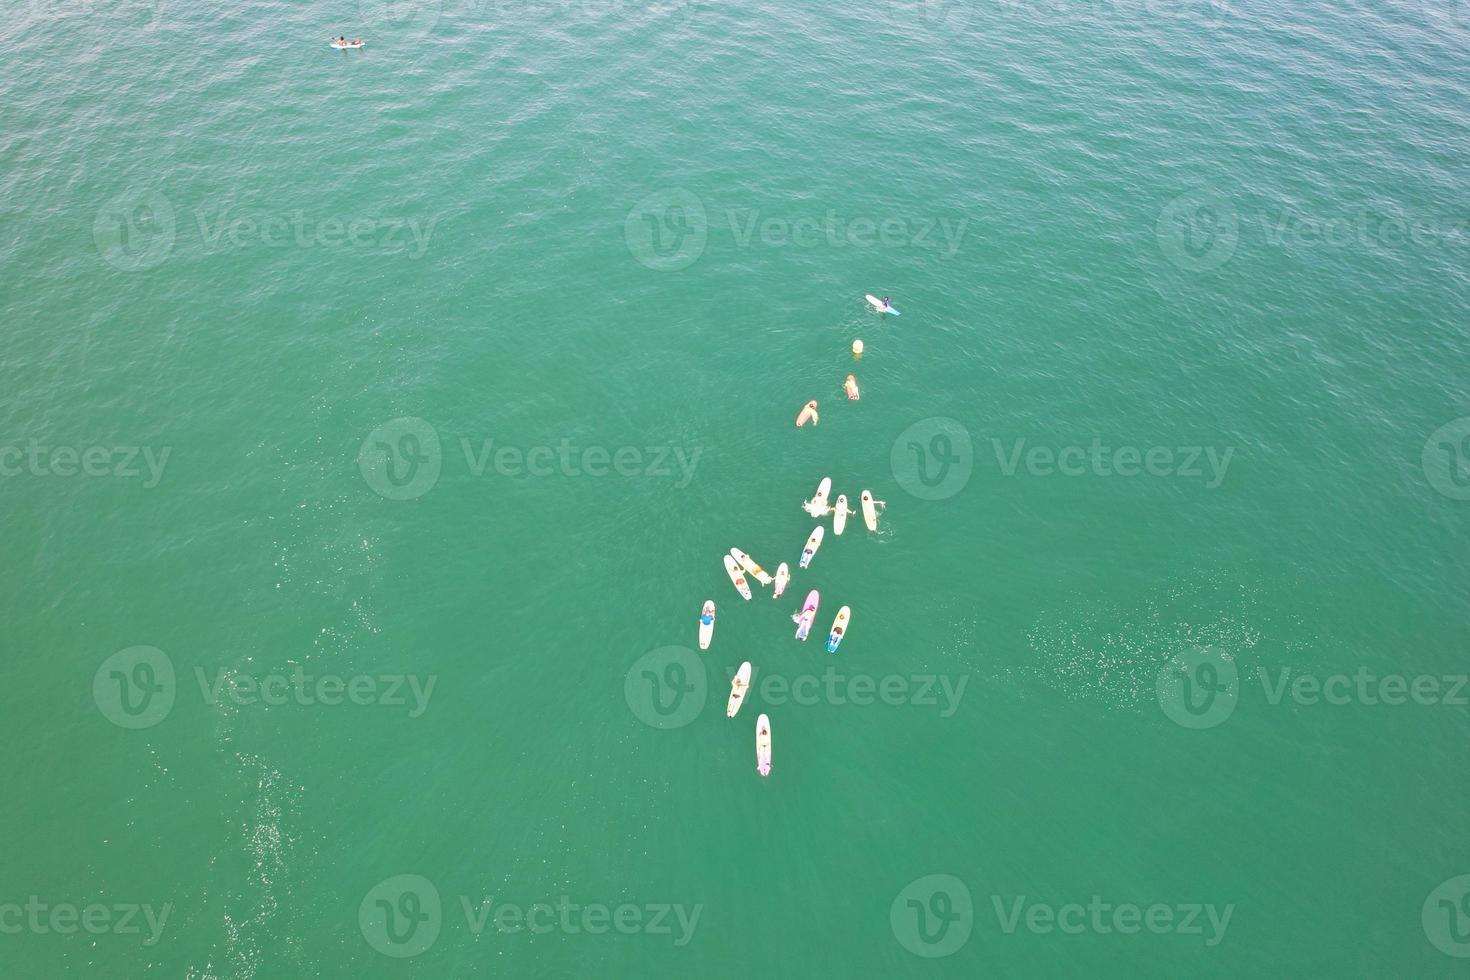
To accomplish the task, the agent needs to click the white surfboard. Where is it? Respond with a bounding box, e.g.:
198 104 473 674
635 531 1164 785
756 714 772 777
803 477 832 517
833 494 850 536
731 548 773 586
723 554 752 601
727 662 752 718
330 40 364 48
772 562 790 599
698 600 715 650
827 605 851 654
798 526 824 569
865 294 900 315
861 490 880 532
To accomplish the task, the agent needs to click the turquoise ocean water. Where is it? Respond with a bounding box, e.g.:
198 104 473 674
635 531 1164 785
3 0 1470 975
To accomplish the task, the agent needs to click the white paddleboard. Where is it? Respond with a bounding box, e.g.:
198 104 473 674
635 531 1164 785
698 600 715 650
727 662 752 718
833 494 849 536
861 490 880 532
798 525 824 569
792 589 820 640
772 562 790 599
723 554 752 601
827 605 851 653
731 547 773 586
865 294 900 316
756 714 772 777
330 40 364 48
803 477 832 517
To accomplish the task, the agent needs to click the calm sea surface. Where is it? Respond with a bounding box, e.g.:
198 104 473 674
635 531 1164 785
2 0 1469 975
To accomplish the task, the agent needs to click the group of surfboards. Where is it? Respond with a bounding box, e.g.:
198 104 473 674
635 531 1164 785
696 296 897 779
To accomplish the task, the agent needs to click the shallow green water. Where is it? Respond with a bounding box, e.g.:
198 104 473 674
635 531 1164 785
3 0 1470 975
